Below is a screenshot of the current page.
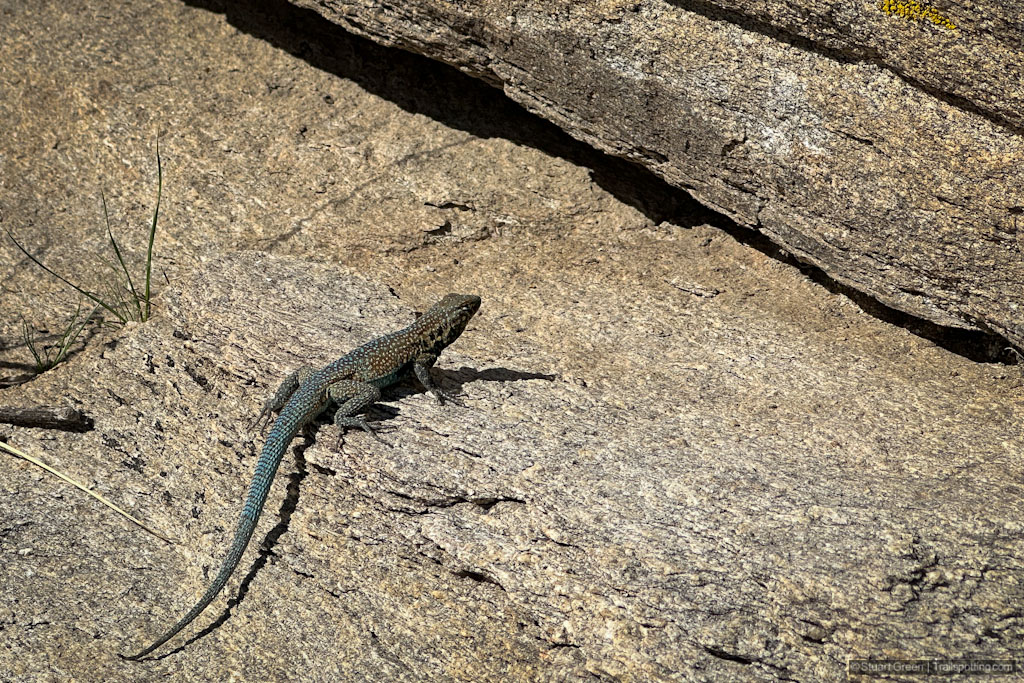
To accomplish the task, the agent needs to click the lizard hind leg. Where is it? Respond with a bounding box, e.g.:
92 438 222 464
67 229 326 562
326 380 387 447
252 364 317 431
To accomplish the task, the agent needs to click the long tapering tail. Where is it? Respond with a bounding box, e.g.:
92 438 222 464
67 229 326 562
125 515 258 659
126 403 304 659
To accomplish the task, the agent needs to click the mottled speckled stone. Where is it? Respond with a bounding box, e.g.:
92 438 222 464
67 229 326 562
293 0 1024 349
2 1 1023 680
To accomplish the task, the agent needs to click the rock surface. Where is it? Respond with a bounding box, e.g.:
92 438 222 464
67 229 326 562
1 0 1022 680
293 0 1024 348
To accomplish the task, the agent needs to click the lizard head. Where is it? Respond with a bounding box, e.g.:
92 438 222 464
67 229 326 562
423 293 481 350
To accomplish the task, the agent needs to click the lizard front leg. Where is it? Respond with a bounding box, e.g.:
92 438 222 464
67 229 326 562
413 353 464 406
252 364 316 431
326 380 385 445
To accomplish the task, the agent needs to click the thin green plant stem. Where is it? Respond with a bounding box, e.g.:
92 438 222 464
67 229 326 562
53 301 101 366
6 229 128 324
5 144 163 327
21 319 46 370
93 254 135 321
21 300 90 372
101 190 143 322
143 141 162 322
21 299 102 372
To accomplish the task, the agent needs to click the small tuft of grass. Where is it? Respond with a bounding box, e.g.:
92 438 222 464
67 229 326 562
7 142 163 329
21 299 103 373
7 142 164 374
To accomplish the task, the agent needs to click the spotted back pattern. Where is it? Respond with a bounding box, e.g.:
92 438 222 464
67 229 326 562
127 293 481 658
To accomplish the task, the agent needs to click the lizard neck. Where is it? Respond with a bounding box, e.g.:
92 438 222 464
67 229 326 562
409 312 455 355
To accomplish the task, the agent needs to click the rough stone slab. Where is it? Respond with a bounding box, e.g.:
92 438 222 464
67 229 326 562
2 252 1023 680
2 1 1023 679
292 0 1024 347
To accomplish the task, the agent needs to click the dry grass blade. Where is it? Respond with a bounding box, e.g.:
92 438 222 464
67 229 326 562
0 438 175 543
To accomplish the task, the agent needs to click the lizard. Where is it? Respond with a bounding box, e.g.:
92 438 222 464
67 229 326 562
126 293 481 659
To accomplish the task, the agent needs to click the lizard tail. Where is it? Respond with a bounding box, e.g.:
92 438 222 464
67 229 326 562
125 403 304 660
124 515 257 659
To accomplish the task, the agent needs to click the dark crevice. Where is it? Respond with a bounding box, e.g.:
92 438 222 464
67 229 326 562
453 568 505 590
383 487 524 514
720 132 747 158
106 389 129 408
452 446 483 459
703 645 756 665
423 220 453 237
310 462 337 476
797 619 830 644
726 222 1016 363
834 129 875 147
470 368 558 383
472 496 526 511
180 0 1018 363
383 487 467 512
705 642 799 678
542 535 583 550
182 363 211 391
425 200 475 212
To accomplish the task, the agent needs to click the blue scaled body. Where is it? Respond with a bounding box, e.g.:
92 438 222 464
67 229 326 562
127 294 481 658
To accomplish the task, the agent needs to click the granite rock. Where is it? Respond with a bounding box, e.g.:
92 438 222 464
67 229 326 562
293 0 1024 348
1 1 1022 680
